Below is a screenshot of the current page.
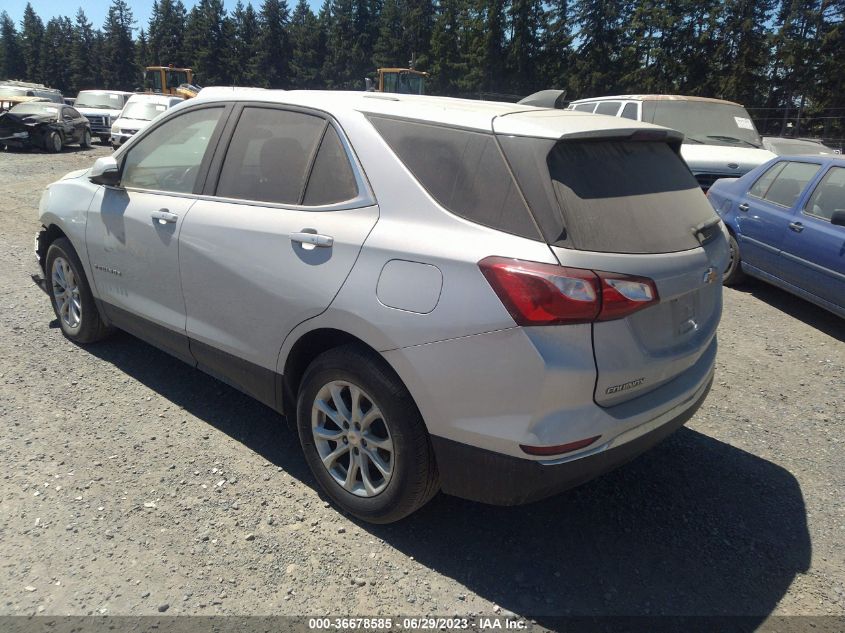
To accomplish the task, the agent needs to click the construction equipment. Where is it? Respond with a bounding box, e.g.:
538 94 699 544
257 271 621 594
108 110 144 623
144 66 194 97
366 68 429 95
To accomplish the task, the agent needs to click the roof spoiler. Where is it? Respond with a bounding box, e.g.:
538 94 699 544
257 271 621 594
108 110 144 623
518 89 567 109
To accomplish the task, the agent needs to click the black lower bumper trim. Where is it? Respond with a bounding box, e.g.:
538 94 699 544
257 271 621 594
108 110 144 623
431 377 712 506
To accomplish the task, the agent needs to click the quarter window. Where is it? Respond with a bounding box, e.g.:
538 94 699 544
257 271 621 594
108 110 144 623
572 103 596 113
749 162 786 199
760 162 821 208
620 102 638 120
216 107 325 205
302 125 359 206
121 107 224 194
368 115 540 240
804 167 845 221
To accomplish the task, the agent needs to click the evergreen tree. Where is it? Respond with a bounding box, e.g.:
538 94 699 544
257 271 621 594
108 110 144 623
148 0 188 66
372 0 404 69
40 16 74 93
507 0 543 93
257 0 292 87
70 9 96 92
136 28 150 72
717 0 776 105
429 0 464 94
102 0 137 89
231 0 262 85
402 0 434 69
20 3 44 82
0 11 26 79
323 0 360 88
289 0 324 87
185 0 234 85
538 0 573 93
570 0 627 98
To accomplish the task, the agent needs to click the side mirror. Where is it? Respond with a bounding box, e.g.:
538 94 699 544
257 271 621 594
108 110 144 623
364 77 375 92
831 209 845 227
89 156 121 187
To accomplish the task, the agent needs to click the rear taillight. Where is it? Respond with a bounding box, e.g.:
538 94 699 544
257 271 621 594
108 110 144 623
478 257 659 326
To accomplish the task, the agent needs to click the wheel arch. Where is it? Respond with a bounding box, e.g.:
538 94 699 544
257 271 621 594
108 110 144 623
280 327 420 427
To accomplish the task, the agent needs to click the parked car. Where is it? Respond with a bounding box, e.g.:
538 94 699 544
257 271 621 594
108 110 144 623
761 136 840 156
0 101 91 152
74 89 134 145
708 156 845 318
0 80 63 109
110 93 183 147
33 91 727 522
567 95 777 191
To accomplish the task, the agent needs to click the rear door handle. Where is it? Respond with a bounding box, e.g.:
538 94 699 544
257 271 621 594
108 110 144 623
290 232 334 248
151 209 178 224
738 203 749 212
788 221 804 233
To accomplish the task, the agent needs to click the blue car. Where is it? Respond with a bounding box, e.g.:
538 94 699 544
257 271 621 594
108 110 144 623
707 155 845 318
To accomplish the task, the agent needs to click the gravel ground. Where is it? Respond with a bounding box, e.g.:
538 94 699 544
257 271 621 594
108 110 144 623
0 145 843 624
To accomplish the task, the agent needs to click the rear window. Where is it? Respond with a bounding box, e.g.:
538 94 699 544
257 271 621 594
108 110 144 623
500 137 718 253
367 116 541 240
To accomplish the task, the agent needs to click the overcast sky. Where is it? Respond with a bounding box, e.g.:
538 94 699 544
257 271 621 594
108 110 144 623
3 0 323 34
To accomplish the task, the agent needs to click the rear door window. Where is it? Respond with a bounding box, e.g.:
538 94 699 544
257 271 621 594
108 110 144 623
804 166 845 221
760 162 821 208
216 107 325 205
367 115 540 240
595 101 622 116
572 103 597 113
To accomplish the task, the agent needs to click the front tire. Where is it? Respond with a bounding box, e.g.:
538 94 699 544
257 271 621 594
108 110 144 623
80 129 92 148
45 238 112 344
99 135 110 145
296 345 439 523
46 131 63 153
723 232 746 286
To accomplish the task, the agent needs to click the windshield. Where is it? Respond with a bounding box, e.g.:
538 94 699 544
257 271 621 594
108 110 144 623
120 101 168 121
383 72 426 95
75 92 126 109
649 100 762 148
769 139 836 156
9 103 58 116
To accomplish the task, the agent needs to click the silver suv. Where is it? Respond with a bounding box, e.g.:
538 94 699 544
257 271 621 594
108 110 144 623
34 90 728 523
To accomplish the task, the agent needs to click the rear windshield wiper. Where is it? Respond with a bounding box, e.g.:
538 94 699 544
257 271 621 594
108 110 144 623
706 135 761 148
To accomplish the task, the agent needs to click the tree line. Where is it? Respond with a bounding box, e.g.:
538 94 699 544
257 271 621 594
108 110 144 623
1 0 843 138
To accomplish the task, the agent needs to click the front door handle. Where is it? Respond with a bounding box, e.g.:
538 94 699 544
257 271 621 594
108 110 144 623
738 203 749 212
290 232 334 248
151 209 178 224
788 221 804 233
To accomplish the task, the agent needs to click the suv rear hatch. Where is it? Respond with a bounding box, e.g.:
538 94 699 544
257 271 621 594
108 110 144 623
493 111 727 406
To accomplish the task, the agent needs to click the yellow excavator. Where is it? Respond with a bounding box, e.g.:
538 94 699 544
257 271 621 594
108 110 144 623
144 66 200 98
366 68 429 95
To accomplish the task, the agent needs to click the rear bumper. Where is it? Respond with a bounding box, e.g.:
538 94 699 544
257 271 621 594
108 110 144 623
431 372 712 506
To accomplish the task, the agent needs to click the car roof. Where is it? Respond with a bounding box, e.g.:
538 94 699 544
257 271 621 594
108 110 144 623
77 89 134 95
763 136 829 145
125 94 183 105
570 94 743 107
192 88 680 140
767 154 845 165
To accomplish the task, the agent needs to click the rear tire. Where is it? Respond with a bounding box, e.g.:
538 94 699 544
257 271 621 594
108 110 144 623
46 131 63 153
723 232 746 286
45 238 112 344
296 345 439 523
80 129 92 148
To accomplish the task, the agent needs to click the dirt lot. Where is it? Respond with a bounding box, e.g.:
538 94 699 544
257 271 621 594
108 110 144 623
0 144 843 625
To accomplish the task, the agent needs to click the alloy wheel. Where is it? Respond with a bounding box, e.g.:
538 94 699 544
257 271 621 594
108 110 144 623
51 256 81 329
311 380 394 497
